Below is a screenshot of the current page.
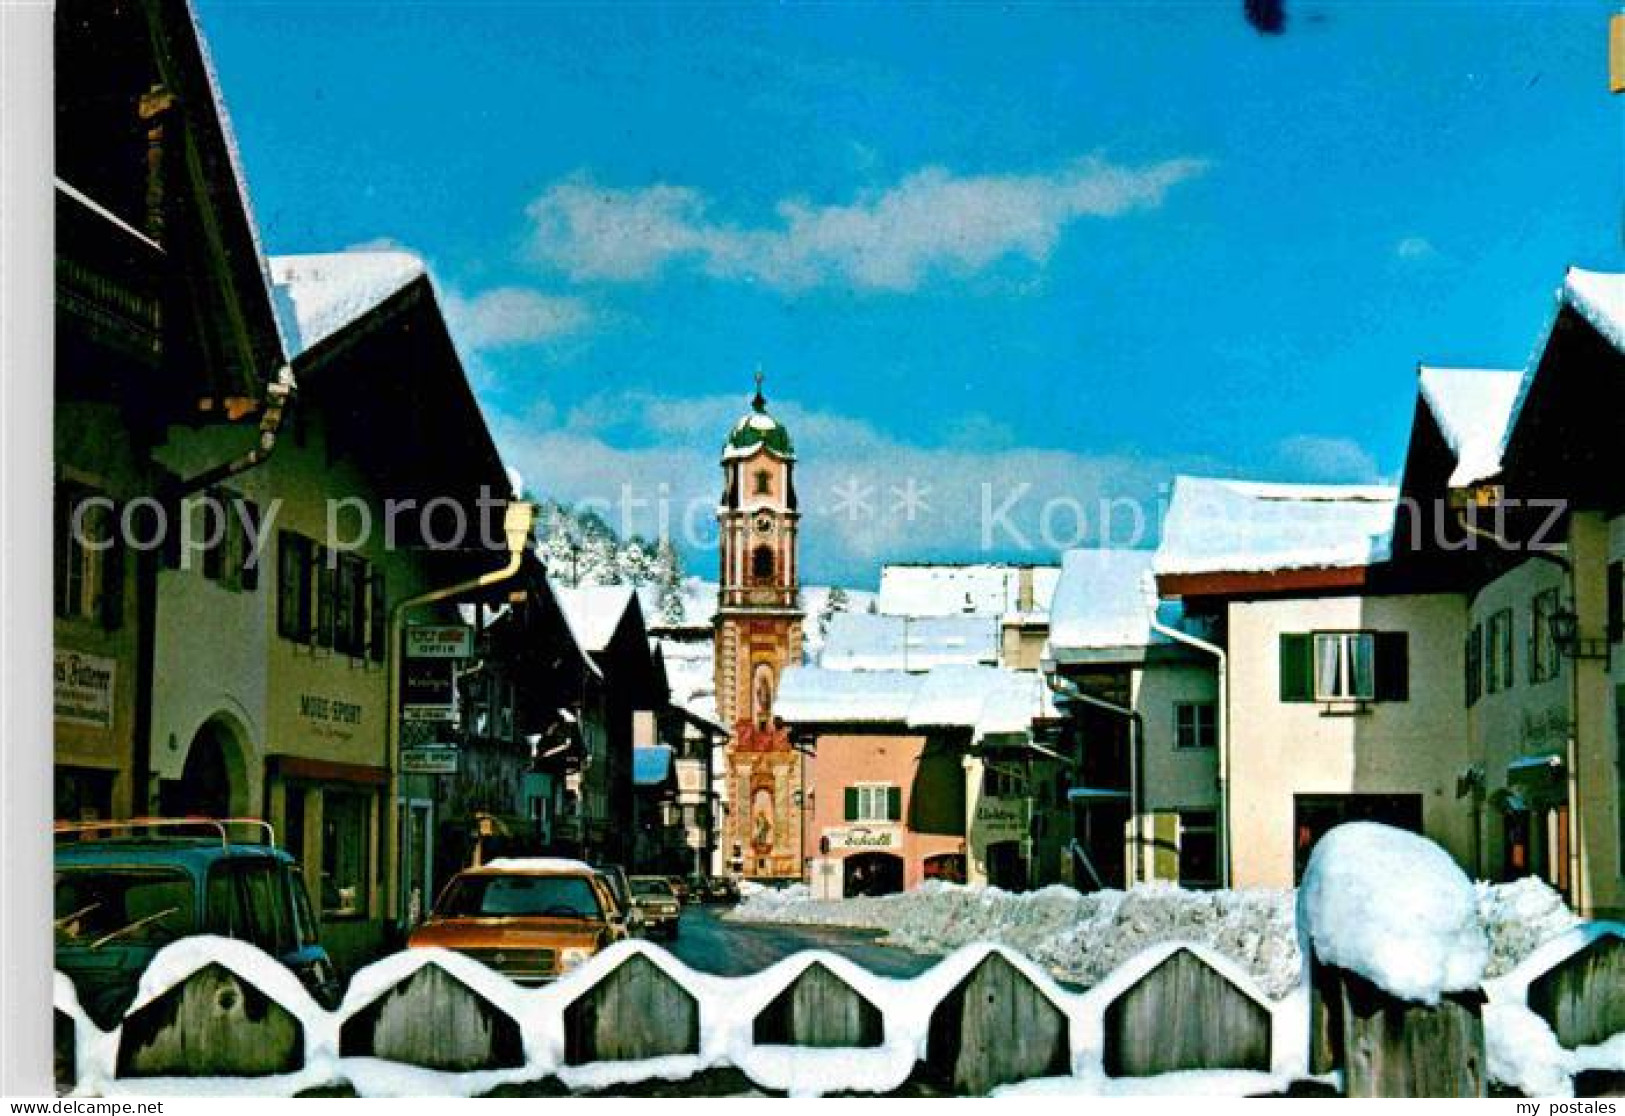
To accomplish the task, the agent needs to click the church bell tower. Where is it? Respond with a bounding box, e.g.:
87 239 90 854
715 371 804 880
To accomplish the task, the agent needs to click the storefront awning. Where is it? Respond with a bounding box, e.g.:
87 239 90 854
1506 753 1566 806
1067 787 1131 802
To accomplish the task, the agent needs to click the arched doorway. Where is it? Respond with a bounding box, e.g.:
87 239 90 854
159 717 242 819
843 852 903 897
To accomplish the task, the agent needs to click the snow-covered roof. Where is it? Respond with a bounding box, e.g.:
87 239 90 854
632 744 674 787
1048 549 1166 653
776 667 923 724
876 564 1059 620
654 636 720 727
908 665 1058 739
270 251 427 356
1416 366 1525 488
188 4 289 362
778 664 1055 740
1497 266 1625 472
818 612 1000 672
552 583 639 653
1562 266 1625 354
1154 476 1398 579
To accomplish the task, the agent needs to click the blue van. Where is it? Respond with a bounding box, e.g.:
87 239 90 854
54 820 340 1028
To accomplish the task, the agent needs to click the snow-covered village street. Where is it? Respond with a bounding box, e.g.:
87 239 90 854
20 0 1625 1101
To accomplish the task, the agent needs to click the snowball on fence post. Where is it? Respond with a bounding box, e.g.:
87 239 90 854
1298 822 1489 1097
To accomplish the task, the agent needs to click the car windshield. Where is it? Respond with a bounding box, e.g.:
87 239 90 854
438 873 603 919
631 878 673 897
55 867 195 948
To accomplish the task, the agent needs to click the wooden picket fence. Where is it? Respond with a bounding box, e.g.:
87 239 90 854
54 927 1625 1098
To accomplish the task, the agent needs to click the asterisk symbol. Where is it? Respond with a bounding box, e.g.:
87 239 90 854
890 478 932 522
829 476 876 521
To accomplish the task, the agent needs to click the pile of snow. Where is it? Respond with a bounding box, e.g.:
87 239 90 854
733 879 1304 999
731 871 1578 1005
1298 822 1487 1004
1477 874 1580 977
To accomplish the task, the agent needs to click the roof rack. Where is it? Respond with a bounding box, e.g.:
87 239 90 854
53 817 277 851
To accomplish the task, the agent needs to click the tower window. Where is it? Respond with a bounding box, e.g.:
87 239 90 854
751 545 775 583
754 469 771 495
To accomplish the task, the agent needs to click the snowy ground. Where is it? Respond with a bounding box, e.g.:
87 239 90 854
728 875 1577 1000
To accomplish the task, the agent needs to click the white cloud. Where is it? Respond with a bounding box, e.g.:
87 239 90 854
1272 434 1384 484
491 390 1211 582
524 156 1209 292
1395 235 1436 261
443 287 594 350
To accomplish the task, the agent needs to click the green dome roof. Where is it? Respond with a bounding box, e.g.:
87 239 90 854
723 377 794 460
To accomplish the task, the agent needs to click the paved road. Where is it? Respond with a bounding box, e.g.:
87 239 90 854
660 903 939 979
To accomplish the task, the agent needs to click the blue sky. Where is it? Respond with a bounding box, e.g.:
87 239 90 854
198 0 1623 584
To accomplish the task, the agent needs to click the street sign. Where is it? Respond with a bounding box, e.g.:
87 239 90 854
406 624 473 659
402 658 454 722
401 744 459 775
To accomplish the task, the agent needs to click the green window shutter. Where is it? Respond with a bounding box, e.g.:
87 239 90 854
844 787 858 821
239 500 261 592
99 508 124 631
1375 632 1409 701
1279 634 1313 702
887 786 902 822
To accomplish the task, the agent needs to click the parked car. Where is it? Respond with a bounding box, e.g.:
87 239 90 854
594 863 641 934
666 875 691 905
700 875 741 905
628 876 682 939
687 874 739 904
408 858 626 984
54 820 339 1029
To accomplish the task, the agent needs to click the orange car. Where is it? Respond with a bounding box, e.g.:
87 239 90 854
408 858 627 983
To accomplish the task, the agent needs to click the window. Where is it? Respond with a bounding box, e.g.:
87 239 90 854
1465 624 1483 706
1530 589 1561 685
333 553 369 657
320 792 370 918
753 469 771 495
751 544 775 583
190 490 260 591
1174 702 1217 749
278 531 384 659
277 532 314 640
1486 609 1514 694
1280 631 1407 703
1178 810 1218 888
844 783 900 822
54 480 121 628
982 765 1025 798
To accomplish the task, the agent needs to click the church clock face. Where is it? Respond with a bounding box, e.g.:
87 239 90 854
753 511 774 535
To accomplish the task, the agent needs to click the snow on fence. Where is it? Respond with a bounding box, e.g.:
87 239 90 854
53 922 1624 1098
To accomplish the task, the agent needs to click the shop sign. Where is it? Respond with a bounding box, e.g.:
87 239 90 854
403 659 454 722
406 624 473 659
401 744 459 775
824 825 900 850
55 650 115 728
974 798 1028 840
295 692 366 742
